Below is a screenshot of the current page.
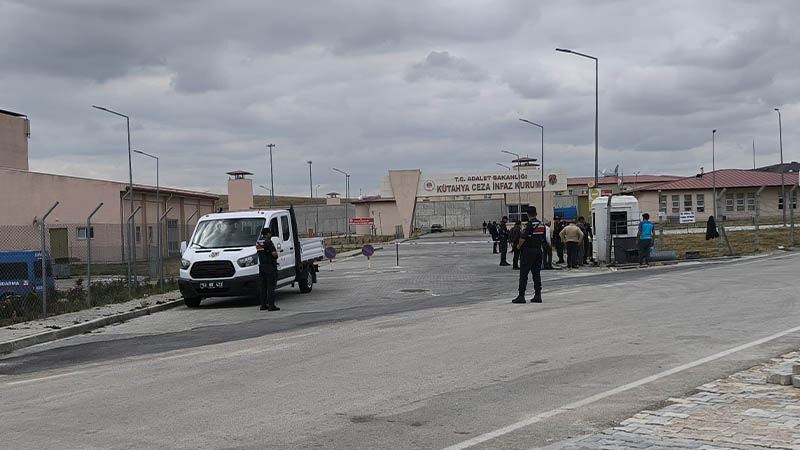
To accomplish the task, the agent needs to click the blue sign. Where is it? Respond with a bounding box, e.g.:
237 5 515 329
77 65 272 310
362 244 375 258
324 247 337 260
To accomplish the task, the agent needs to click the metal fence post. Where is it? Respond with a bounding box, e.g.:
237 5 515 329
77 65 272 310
127 206 142 296
40 202 59 318
754 186 765 254
790 185 798 247
185 209 199 248
87 202 104 306
159 207 173 292
716 189 726 257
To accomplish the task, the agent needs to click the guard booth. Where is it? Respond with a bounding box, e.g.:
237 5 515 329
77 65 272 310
592 195 641 263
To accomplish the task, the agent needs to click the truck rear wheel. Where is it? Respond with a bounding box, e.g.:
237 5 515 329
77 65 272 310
298 266 313 293
184 297 202 308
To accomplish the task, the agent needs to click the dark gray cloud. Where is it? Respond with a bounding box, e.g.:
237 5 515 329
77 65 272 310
1 0 799 196
405 51 488 82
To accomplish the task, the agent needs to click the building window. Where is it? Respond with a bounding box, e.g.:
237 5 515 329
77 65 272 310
725 194 733 212
684 194 692 211
507 204 529 223
77 227 94 240
463 195 470 201
671 195 679 213
697 194 705 212
659 194 667 213
483 194 492 199
135 225 141 243
736 193 745 211
781 191 798 210
148 226 153 244
747 192 756 211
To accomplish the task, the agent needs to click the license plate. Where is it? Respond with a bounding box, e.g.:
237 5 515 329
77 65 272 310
199 281 224 289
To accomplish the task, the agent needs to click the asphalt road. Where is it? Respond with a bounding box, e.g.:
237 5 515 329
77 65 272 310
2 231 799 450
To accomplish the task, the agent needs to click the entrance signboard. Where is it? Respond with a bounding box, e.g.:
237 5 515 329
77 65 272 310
413 169 567 197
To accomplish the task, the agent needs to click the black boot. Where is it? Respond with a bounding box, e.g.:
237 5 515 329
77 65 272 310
512 294 526 304
266 304 280 311
530 292 542 303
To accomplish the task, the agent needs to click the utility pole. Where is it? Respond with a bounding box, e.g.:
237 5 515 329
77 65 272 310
308 160 313 198
267 143 276 207
775 108 786 226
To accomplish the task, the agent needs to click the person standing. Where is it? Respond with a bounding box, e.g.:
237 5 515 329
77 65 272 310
583 219 594 264
489 221 499 254
512 206 549 303
256 227 280 311
559 220 584 269
542 219 553 269
552 217 565 264
482 221 488 234
509 220 522 270
575 217 587 265
637 213 655 266
498 216 510 266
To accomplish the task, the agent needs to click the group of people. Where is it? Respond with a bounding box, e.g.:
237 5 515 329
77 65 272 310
482 210 596 305
483 214 594 271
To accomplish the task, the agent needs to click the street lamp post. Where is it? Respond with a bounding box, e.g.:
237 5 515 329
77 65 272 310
556 48 598 188
133 149 162 291
501 150 522 222
775 108 786 225
519 118 545 214
496 163 512 171
266 143 276 207
308 161 313 198
332 168 351 237
93 105 136 291
258 185 273 196
712 129 722 256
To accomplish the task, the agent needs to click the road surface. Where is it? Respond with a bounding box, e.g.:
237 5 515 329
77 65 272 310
1 232 798 449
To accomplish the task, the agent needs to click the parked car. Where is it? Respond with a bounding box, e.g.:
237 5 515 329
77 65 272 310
179 207 324 307
431 223 444 233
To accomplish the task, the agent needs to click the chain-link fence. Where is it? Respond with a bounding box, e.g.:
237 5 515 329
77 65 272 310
0 214 187 326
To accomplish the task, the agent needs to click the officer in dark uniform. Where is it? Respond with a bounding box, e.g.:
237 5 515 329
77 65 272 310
256 227 280 311
512 206 548 304
498 216 510 266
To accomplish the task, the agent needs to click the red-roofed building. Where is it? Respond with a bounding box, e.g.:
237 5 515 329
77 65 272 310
563 175 683 220
633 169 798 222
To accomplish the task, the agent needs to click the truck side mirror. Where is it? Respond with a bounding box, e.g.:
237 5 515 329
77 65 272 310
180 241 187 254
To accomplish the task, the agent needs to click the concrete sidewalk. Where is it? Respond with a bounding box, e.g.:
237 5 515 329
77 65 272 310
0 290 183 355
547 349 800 450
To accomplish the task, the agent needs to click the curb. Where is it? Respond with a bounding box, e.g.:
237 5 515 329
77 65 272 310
0 297 184 356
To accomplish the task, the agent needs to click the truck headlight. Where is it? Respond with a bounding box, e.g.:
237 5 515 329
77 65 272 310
181 258 190 270
237 254 258 268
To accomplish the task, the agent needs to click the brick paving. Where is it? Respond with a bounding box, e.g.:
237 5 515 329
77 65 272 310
548 350 800 449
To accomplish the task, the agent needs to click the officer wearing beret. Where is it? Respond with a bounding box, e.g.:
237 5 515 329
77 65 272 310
256 227 280 311
512 206 550 304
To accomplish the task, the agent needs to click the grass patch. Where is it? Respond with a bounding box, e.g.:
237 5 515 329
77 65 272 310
658 227 795 259
0 278 179 327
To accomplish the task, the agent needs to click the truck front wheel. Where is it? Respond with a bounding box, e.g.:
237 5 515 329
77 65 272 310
298 266 313 293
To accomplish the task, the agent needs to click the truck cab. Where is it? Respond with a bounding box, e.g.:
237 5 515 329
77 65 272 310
178 208 324 307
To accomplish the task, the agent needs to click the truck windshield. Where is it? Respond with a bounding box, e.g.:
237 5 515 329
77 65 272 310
191 218 266 248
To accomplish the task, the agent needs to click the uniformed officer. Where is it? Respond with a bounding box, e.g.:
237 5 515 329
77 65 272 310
498 216 510 266
256 227 280 311
512 206 550 304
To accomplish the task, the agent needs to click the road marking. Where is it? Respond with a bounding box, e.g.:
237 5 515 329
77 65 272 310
4 370 86 387
273 332 319 342
442 322 800 450
156 350 213 361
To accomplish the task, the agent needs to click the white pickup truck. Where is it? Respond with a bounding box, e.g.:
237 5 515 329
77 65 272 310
178 207 324 307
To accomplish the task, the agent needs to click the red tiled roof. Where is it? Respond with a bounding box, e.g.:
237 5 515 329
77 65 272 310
567 175 682 186
639 169 799 191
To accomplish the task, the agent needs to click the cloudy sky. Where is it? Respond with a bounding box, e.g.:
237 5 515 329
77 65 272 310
1 0 798 196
